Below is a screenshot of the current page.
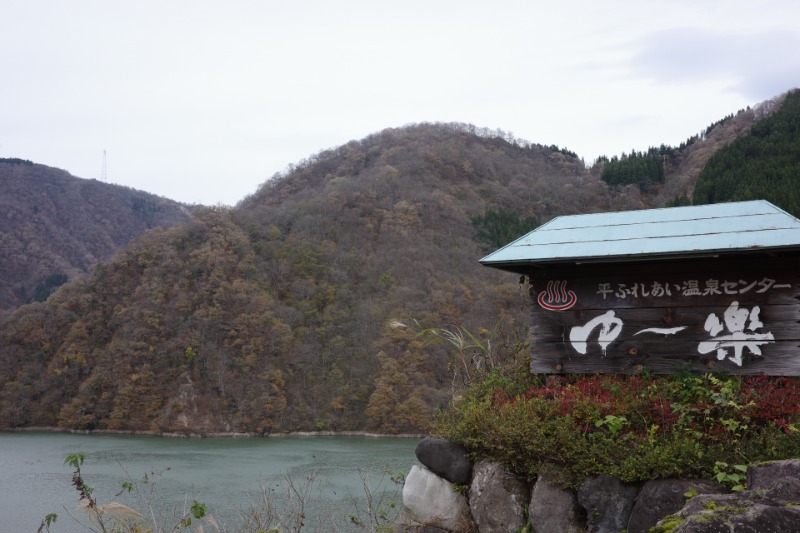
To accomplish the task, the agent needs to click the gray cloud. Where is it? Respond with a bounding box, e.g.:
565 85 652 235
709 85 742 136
630 28 800 100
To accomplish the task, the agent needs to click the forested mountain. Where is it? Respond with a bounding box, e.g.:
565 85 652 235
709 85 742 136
0 160 192 319
598 91 790 206
0 90 797 435
693 90 800 214
0 125 635 435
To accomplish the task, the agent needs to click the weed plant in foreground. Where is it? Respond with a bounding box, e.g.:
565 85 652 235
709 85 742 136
40 453 404 533
432 371 800 489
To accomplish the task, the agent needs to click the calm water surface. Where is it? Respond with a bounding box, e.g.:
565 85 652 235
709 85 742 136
0 432 418 532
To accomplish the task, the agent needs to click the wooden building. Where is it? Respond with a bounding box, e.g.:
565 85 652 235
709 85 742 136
480 200 800 375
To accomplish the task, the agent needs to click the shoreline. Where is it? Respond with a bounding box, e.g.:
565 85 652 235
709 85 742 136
2 426 425 439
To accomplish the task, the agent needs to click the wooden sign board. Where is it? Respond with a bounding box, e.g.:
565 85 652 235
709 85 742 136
527 259 800 375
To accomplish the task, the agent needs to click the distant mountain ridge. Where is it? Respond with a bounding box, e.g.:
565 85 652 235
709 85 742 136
0 159 192 318
0 90 797 435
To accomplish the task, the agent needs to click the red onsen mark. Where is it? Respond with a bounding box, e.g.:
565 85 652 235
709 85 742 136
537 280 577 311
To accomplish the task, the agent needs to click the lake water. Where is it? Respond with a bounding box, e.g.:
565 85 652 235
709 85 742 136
0 432 419 532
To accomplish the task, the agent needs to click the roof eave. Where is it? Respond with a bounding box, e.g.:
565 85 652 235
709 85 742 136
481 244 800 275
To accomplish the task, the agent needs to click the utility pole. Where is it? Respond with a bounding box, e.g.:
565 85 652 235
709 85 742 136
101 149 107 182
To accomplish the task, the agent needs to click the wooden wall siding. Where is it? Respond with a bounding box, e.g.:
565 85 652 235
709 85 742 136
527 264 800 375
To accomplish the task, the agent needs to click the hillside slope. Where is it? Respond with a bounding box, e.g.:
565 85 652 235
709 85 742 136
0 160 192 318
693 89 800 214
0 124 636 434
2 91 798 435
655 91 790 206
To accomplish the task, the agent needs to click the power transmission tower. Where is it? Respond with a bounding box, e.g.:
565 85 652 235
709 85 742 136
101 149 107 182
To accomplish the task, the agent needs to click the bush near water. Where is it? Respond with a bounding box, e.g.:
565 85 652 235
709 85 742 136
432 369 800 489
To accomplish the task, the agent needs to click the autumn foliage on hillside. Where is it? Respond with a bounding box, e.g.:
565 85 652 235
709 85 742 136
0 160 191 318
2 96 799 435
0 123 648 434
693 90 800 215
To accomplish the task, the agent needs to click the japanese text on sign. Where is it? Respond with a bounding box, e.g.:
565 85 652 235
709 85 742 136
597 278 792 300
569 301 774 366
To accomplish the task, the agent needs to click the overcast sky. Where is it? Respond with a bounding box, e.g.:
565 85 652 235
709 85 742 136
2 1 798 206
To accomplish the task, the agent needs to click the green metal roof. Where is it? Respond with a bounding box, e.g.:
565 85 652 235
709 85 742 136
480 200 800 272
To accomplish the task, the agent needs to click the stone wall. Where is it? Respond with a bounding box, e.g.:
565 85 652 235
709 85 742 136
400 437 800 533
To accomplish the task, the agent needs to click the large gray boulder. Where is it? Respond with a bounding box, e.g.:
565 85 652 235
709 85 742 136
402 464 473 532
577 474 640 533
653 473 800 532
415 437 472 485
528 475 584 533
627 479 727 533
747 458 800 490
468 460 528 533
